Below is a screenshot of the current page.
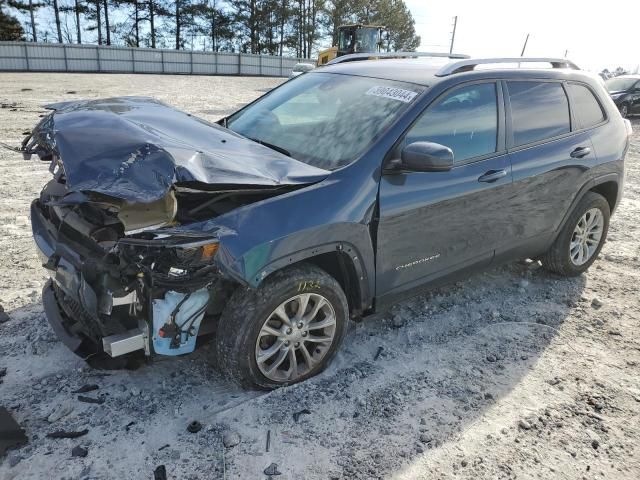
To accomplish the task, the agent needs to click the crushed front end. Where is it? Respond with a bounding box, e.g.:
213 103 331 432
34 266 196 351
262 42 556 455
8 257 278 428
32 178 227 360
22 96 328 362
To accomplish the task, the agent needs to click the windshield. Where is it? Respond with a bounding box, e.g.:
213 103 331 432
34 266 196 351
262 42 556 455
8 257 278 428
606 77 638 92
227 72 424 170
338 28 379 53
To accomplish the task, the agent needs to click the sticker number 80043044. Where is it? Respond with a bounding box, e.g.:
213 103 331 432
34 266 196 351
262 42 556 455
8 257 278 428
365 86 418 103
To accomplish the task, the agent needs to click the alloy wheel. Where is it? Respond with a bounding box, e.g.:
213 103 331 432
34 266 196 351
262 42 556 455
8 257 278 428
255 293 337 382
569 208 604 266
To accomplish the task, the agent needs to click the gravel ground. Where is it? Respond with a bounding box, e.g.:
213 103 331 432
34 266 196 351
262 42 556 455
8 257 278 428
0 73 639 480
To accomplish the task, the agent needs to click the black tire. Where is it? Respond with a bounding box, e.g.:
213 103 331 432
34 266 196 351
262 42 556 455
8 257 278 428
541 191 610 277
216 263 349 389
620 103 629 118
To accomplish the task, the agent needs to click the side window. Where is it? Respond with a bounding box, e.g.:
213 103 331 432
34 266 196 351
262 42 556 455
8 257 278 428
507 81 570 147
567 83 605 129
404 83 498 163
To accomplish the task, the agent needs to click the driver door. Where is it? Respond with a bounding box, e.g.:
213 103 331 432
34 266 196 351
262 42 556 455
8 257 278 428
376 81 514 300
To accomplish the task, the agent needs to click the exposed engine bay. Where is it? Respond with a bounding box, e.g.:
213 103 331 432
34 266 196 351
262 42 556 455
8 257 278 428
25 96 328 361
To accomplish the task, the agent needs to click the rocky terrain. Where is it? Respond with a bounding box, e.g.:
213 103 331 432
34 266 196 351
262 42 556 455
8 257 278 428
0 73 639 479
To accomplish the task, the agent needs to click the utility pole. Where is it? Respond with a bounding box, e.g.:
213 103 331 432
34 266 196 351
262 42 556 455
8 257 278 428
564 49 568 58
449 16 458 54
520 33 529 57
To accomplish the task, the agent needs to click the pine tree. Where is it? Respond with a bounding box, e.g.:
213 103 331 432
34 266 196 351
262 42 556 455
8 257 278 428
8 0 45 41
0 0 25 40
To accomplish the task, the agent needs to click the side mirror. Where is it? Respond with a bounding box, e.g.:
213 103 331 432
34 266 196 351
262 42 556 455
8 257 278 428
400 141 454 172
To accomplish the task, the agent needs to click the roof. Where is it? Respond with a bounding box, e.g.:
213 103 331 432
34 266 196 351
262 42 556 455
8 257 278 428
317 58 451 86
316 57 599 88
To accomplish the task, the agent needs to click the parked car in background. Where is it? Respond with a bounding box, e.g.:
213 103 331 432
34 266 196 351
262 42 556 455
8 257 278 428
23 55 632 390
289 63 315 78
605 75 640 118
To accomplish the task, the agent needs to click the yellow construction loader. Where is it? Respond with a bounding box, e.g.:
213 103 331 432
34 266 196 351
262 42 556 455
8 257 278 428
317 24 388 66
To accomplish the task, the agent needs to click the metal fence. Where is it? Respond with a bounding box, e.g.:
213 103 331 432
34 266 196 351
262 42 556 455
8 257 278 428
0 42 311 77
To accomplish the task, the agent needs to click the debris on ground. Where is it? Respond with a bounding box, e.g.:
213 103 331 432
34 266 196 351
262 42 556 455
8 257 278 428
374 346 384 361
154 465 167 480
187 421 202 433
293 409 311 423
223 430 240 448
47 403 74 423
0 407 28 456
264 462 282 476
77 395 105 405
71 445 88 458
46 429 89 439
518 419 532 430
72 384 99 394
0 304 9 323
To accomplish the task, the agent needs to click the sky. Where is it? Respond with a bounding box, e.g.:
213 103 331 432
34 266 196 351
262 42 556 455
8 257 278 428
405 0 640 73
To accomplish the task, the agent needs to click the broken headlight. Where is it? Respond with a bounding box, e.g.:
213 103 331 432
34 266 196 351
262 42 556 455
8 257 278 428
118 234 220 271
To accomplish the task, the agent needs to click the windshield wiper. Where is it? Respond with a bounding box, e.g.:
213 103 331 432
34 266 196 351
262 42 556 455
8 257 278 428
248 137 291 157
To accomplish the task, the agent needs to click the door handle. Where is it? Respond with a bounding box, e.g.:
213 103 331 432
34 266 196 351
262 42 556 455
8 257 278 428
570 146 591 158
478 169 507 183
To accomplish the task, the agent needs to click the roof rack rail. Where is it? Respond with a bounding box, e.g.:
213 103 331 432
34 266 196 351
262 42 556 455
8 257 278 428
435 57 580 76
326 51 470 65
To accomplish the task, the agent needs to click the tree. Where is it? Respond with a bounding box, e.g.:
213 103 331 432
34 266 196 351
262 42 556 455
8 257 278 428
169 0 201 49
48 0 62 42
8 0 45 41
83 0 113 45
354 0 419 51
103 0 111 44
59 0 87 43
114 0 142 46
229 0 260 53
322 0 354 47
0 0 25 40
191 0 233 51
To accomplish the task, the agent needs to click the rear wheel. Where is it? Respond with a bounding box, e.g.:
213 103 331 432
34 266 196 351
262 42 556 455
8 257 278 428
216 263 349 389
541 191 610 276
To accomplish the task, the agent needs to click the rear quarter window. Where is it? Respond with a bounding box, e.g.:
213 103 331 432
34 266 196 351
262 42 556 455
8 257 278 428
507 81 570 147
567 83 605 129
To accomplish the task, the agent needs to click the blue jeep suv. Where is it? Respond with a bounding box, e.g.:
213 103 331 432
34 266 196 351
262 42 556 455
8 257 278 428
25 55 632 389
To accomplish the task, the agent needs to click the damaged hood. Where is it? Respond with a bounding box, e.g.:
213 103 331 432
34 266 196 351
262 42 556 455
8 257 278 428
31 96 330 203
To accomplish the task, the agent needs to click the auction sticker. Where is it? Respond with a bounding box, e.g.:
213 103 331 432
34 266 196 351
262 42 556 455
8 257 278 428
366 86 418 103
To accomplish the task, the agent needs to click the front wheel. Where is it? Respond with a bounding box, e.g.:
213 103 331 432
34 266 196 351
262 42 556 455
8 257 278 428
216 263 349 389
541 191 610 276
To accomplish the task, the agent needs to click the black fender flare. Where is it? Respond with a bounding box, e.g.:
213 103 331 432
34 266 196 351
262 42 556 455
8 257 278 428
250 242 372 312
557 172 619 235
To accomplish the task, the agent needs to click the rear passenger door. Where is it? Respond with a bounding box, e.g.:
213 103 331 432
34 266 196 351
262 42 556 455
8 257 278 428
503 80 599 252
